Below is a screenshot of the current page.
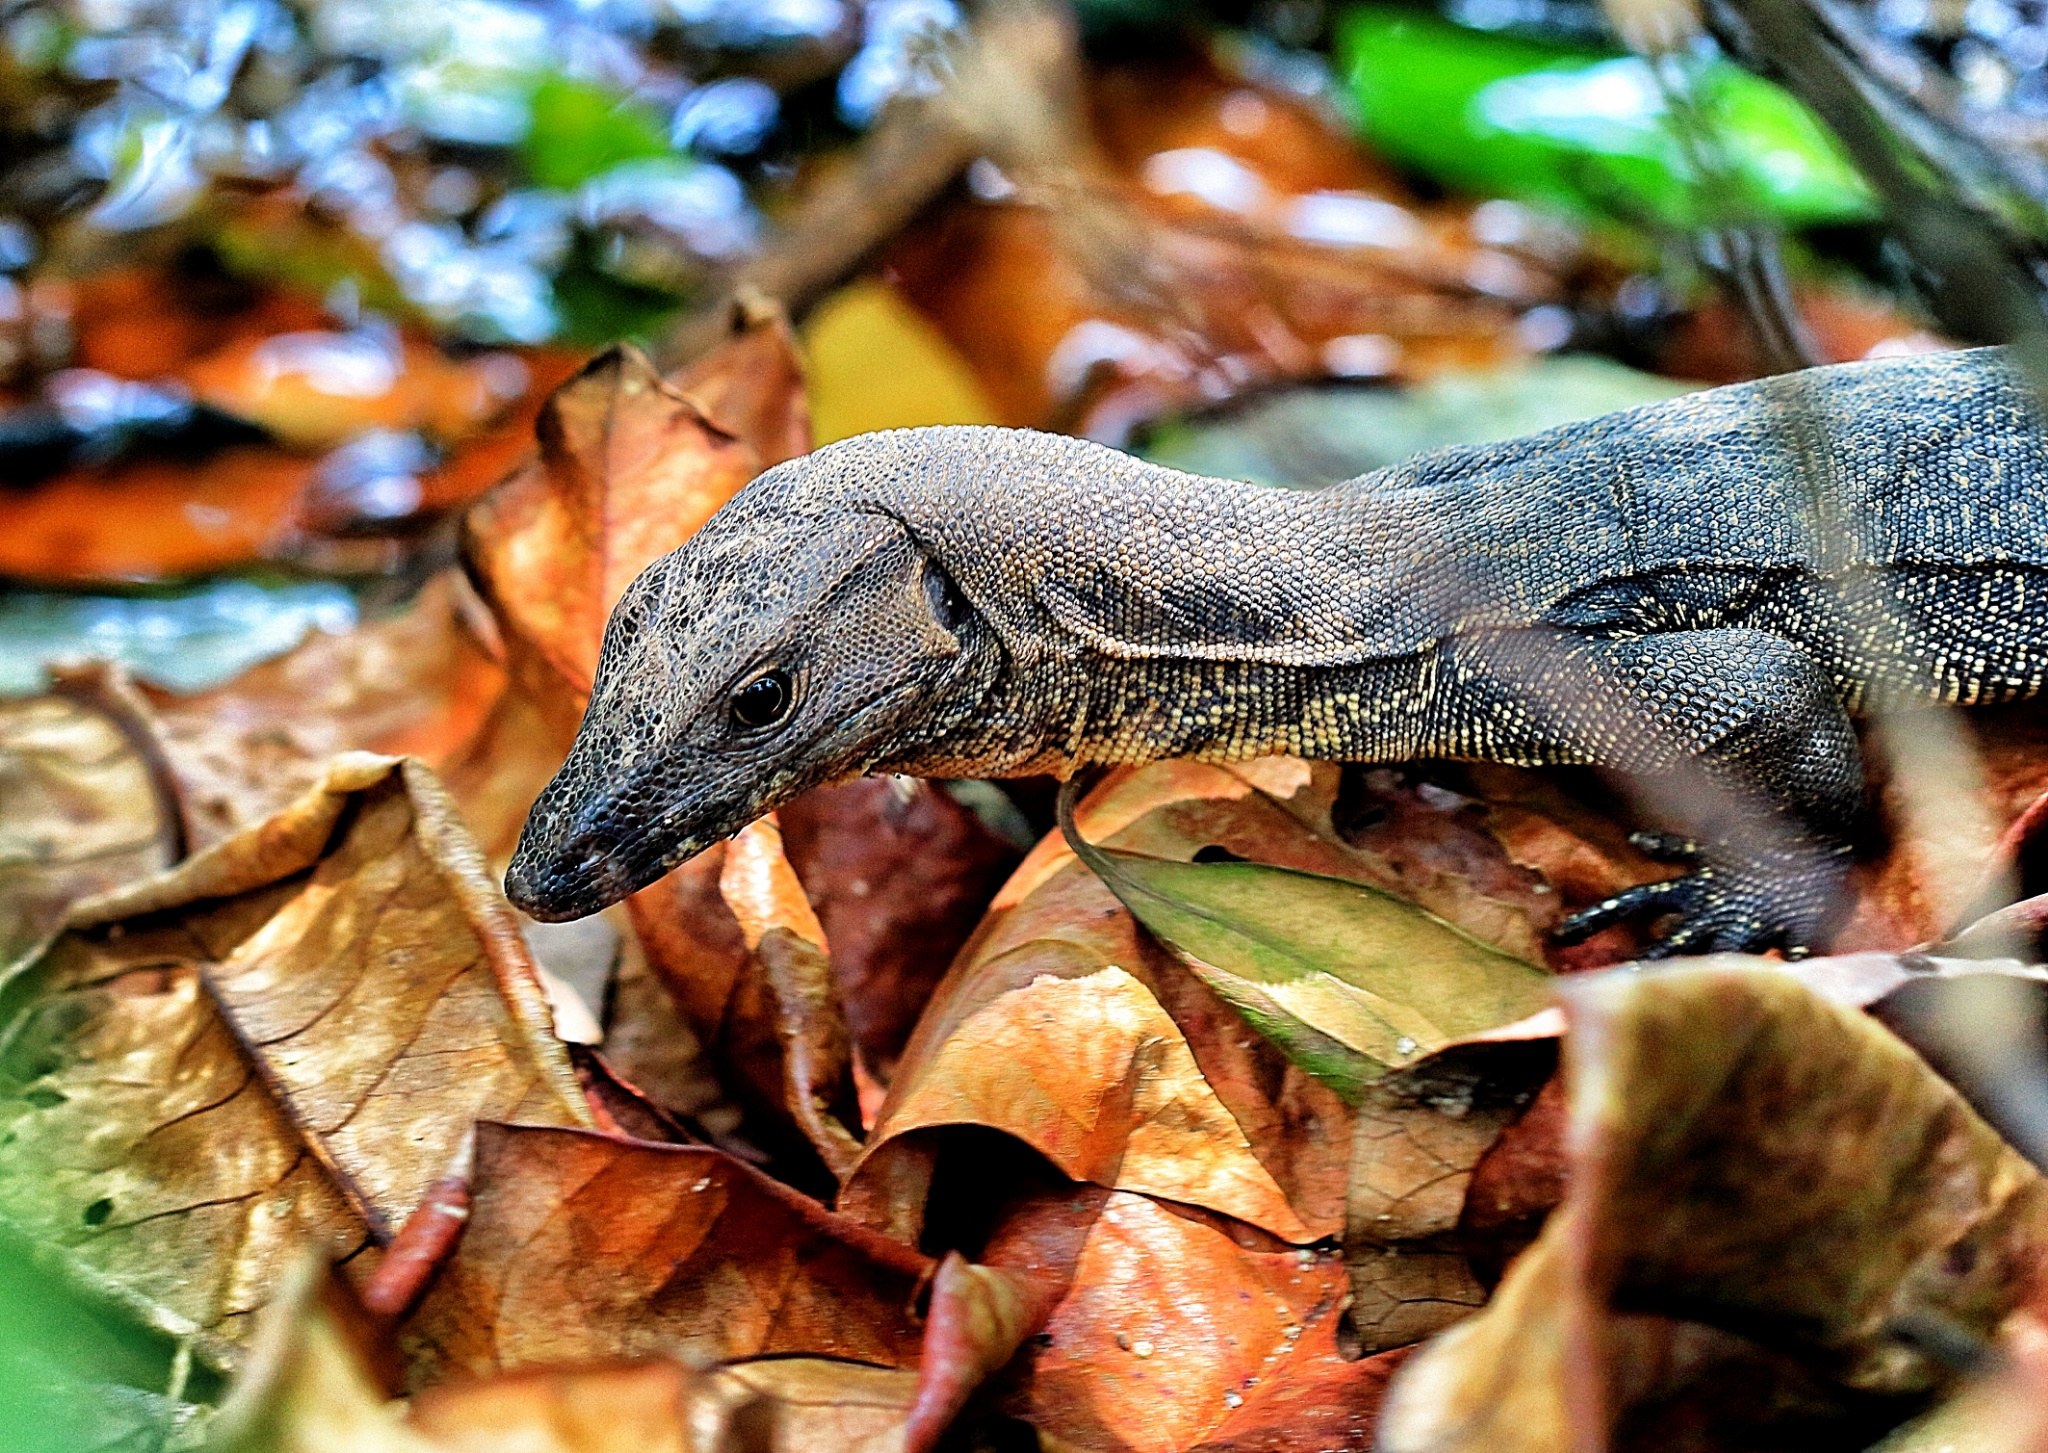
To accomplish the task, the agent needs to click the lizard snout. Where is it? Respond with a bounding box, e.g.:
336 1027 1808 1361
505 815 635 922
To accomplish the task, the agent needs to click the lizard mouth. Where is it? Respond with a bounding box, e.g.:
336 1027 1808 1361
505 777 755 921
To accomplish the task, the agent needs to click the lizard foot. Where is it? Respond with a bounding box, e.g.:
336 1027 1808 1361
1554 844 1852 959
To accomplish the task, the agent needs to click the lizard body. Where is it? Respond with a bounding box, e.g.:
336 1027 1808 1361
505 346 2048 952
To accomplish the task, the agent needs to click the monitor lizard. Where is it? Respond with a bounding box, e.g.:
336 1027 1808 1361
503 345 2048 955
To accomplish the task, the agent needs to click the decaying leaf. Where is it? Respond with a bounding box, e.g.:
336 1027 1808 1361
0 754 591 1365
399 1122 929 1384
720 816 863 1175
0 666 184 964
1343 1025 1561 1355
778 776 1023 1080
1378 962 2048 1453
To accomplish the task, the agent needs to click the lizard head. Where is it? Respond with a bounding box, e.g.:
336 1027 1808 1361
503 477 990 922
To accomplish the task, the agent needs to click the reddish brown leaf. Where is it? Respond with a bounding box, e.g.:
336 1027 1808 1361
720 816 864 1174
905 1252 1051 1453
0 754 590 1364
779 777 1023 1081
213 1247 924 1453
398 1121 930 1384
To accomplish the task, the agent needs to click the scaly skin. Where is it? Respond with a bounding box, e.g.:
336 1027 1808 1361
504 346 2048 953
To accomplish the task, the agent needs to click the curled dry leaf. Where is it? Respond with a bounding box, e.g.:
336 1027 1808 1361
210 1243 924 1453
398 1121 929 1384
843 757 1557 1244
979 1185 1363 1453
411 1358 922 1453
461 309 809 738
720 816 863 1176
1378 963 2048 1453
144 572 510 850
904 1251 1049 1453
0 754 590 1365
0 666 184 964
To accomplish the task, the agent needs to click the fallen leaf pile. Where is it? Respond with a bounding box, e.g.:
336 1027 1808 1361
7 9 2048 1453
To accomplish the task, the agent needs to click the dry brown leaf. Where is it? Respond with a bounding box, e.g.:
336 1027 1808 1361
0 753 591 1365
144 573 511 849
720 816 864 1175
0 666 183 964
1378 963 2048 1453
461 309 809 737
398 1121 929 1384
209 1245 923 1453
842 757 1564 1245
980 1185 1356 1453
778 777 1023 1080
410 1358 922 1453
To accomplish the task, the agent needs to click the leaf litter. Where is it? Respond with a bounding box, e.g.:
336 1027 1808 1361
5 11 2048 1453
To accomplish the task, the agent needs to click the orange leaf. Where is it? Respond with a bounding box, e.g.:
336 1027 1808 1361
398 1121 929 1383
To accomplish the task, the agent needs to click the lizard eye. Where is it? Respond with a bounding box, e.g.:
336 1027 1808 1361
731 670 794 731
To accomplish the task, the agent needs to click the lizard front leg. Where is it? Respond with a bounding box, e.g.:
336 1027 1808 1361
1435 627 1864 955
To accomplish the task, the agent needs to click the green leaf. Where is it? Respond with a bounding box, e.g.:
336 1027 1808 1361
1059 786 1555 1103
1334 5 1875 231
520 74 671 191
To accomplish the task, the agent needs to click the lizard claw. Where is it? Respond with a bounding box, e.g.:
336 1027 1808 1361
1554 844 1852 958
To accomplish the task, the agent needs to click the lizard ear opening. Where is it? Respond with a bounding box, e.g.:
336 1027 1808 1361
921 556 972 633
